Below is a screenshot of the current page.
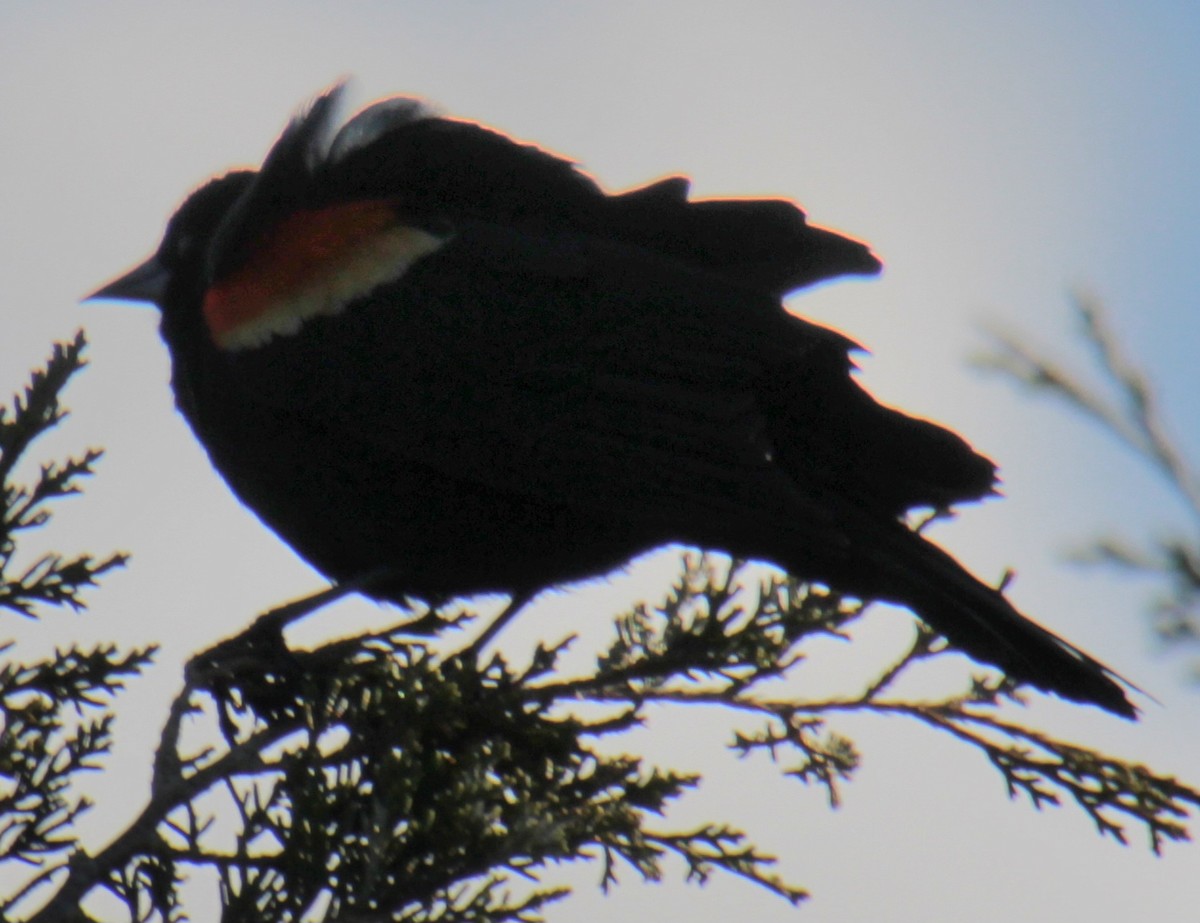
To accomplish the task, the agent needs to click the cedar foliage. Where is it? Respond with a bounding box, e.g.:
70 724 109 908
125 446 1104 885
3 333 1198 922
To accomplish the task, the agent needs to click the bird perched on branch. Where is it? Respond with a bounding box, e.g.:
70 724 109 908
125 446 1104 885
90 84 1134 717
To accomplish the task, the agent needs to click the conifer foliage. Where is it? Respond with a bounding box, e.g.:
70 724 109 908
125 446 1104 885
3 334 1198 922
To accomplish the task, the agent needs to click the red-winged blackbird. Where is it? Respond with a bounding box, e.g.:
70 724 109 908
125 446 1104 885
90 85 1133 716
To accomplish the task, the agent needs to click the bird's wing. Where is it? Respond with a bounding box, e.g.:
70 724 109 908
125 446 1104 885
230 214 990 527
228 221 853 540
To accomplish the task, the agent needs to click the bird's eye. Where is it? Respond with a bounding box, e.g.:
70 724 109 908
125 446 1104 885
159 229 198 271
171 231 195 259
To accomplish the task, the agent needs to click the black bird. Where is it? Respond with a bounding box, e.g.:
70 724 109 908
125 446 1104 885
90 86 1134 716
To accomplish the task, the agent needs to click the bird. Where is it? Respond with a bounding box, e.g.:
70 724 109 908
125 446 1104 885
89 84 1134 717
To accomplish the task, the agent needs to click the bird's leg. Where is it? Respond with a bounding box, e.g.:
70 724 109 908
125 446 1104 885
186 569 400 694
175 569 406 744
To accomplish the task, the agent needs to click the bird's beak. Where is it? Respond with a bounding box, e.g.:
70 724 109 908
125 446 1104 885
84 255 168 305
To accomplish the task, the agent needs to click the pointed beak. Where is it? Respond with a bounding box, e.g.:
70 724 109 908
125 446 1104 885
84 255 169 305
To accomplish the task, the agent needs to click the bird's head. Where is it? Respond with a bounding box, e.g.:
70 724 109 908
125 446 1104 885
86 84 451 351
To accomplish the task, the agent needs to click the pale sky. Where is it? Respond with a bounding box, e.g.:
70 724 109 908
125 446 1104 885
2 3 1198 921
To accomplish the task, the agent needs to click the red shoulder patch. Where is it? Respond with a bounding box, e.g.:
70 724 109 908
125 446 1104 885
202 200 447 350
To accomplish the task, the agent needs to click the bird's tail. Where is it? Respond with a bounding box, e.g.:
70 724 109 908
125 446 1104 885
849 525 1137 718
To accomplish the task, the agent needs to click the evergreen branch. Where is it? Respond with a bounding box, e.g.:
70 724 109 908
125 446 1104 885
643 825 808 904
0 334 127 619
0 333 88 487
975 295 1200 659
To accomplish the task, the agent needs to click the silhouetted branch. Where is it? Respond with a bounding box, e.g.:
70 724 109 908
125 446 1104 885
975 294 1200 665
0 334 140 922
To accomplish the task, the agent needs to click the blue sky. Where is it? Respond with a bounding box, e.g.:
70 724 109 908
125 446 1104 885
2 3 1199 920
